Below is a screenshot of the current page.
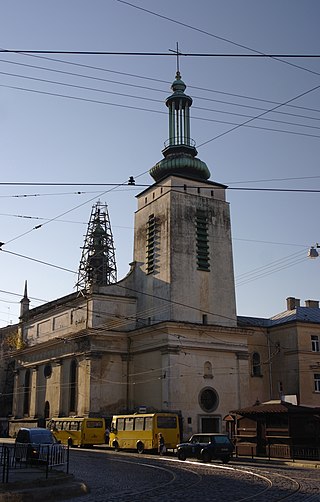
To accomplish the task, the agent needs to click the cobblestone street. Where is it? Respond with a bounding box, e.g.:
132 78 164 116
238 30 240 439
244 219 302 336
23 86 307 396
61 448 320 502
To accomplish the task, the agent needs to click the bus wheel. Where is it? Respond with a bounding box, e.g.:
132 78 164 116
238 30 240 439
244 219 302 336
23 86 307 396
113 441 119 452
136 441 144 454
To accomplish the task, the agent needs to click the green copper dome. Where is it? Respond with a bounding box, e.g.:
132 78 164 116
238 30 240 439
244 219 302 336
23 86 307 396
149 71 211 182
150 155 210 182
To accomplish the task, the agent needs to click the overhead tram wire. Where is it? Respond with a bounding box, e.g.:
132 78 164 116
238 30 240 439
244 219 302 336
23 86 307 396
2 173 134 246
236 256 308 287
3 67 320 131
1 181 320 193
198 81 320 147
236 249 306 280
115 0 320 78
0 244 311 324
2 83 320 141
2 51 320 118
1 50 320 57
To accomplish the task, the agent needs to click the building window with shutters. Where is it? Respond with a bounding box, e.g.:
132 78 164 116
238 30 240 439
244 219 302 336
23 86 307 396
311 335 320 352
196 210 210 271
146 214 156 274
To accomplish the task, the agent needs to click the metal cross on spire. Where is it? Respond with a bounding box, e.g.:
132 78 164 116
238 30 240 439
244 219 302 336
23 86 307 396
169 42 182 75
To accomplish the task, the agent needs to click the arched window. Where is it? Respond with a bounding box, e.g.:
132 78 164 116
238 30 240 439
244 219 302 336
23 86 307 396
44 401 50 419
203 361 213 379
23 369 31 416
69 359 77 414
252 352 262 377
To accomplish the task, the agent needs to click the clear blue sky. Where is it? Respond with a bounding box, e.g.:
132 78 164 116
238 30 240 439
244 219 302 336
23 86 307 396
1 0 320 327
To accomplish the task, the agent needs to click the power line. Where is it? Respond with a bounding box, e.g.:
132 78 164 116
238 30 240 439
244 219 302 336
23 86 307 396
2 49 320 57
198 82 320 147
0 182 320 192
115 0 320 78
2 53 319 119
3 67 320 133
0 249 76 274
2 80 320 141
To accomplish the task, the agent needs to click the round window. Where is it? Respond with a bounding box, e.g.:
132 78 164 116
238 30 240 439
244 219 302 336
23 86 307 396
44 364 52 379
199 387 219 412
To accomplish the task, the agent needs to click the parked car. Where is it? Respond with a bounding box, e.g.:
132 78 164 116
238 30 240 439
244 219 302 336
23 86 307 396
176 433 234 463
15 427 59 462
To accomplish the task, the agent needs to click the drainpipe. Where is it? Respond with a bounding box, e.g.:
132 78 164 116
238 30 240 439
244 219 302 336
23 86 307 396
126 337 131 411
267 329 273 399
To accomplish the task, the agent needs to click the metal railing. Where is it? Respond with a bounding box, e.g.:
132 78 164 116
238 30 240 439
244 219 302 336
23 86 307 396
235 442 320 462
0 442 69 483
0 445 12 483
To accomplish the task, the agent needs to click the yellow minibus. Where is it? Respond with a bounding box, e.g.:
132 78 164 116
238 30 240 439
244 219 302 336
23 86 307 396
109 412 180 453
48 417 106 447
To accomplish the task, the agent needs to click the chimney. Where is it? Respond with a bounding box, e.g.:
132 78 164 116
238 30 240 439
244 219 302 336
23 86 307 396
305 299 319 308
286 297 300 310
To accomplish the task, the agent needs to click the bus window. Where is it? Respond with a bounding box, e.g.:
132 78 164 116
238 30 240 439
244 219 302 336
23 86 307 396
145 417 153 431
70 421 79 431
86 420 104 428
125 418 134 431
157 415 177 428
117 418 125 431
135 417 144 431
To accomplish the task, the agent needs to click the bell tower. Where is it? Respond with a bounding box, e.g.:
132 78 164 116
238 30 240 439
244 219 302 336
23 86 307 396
132 71 237 327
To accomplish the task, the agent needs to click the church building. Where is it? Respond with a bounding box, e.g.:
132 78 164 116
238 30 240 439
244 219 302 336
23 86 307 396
0 71 287 438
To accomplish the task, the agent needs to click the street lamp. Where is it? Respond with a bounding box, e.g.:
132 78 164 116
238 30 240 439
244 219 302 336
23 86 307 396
308 244 320 259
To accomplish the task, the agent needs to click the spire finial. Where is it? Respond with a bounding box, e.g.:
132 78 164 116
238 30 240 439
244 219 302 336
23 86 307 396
169 42 182 78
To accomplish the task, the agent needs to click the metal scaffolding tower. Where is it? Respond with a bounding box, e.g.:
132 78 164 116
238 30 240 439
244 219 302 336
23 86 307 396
76 202 117 291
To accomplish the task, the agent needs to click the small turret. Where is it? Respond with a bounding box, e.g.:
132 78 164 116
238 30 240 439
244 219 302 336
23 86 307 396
20 280 30 318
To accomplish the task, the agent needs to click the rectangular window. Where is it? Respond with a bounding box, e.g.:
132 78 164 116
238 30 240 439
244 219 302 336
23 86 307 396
156 416 177 429
311 335 320 352
86 420 104 429
70 421 79 431
314 373 320 392
125 417 134 431
135 417 145 431
117 418 125 431
196 210 210 271
145 417 153 431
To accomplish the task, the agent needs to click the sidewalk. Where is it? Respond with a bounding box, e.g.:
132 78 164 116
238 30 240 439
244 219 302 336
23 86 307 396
0 438 88 502
233 455 320 469
0 466 89 502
